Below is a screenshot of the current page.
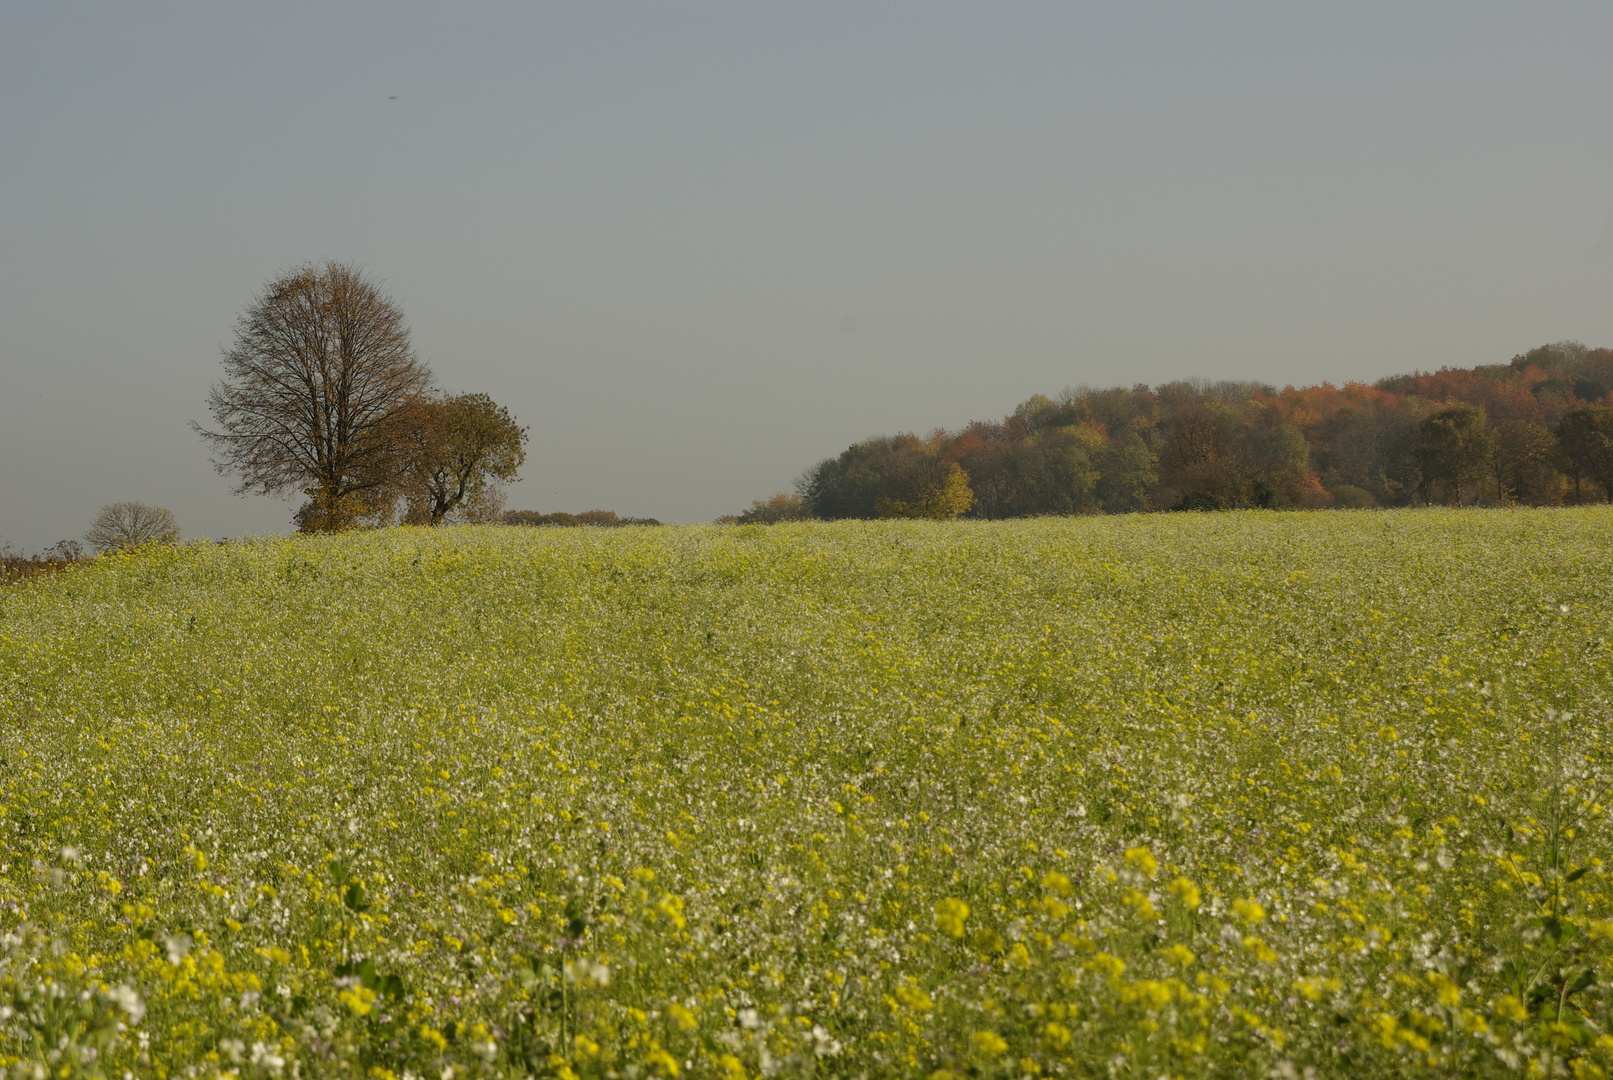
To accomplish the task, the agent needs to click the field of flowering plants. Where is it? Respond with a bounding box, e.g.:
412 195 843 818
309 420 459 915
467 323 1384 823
2 510 1612 1080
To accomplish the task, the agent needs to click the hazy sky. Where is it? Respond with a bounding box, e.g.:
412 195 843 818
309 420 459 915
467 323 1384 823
6 4 1613 548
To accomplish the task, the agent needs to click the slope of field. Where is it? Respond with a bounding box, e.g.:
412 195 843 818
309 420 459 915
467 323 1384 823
1 512 1611 1079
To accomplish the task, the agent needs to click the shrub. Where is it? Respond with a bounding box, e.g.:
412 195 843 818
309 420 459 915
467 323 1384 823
84 503 180 553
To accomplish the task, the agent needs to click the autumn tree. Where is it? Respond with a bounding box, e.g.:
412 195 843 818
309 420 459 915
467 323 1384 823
737 492 809 524
1490 420 1560 505
1011 424 1105 515
764 341 1613 518
948 407 1106 518
876 463 973 519
195 263 433 532
395 393 527 525
1243 411 1326 508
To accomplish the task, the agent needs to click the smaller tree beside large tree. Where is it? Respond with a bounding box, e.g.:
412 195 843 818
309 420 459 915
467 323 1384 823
396 393 528 526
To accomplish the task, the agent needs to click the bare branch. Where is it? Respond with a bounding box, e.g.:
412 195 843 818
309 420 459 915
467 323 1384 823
196 263 434 530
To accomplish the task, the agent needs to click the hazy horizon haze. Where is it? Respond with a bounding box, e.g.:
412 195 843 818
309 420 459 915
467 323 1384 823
5 4 1613 548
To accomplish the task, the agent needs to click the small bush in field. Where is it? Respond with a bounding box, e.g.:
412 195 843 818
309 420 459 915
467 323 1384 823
84 501 179 553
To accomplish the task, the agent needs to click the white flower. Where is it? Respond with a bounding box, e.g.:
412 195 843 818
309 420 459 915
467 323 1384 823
108 984 145 1025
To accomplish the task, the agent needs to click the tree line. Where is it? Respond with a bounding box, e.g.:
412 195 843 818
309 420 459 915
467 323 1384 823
745 341 1613 521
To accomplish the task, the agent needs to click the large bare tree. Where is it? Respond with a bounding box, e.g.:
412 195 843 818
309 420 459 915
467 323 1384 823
195 263 433 531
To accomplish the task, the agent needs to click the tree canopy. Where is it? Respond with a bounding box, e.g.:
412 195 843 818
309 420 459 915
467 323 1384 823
196 262 433 531
397 393 528 526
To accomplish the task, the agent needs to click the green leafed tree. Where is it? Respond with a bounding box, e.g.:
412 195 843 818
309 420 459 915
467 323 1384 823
1415 403 1494 505
737 492 809 524
1555 405 1613 503
1158 400 1254 510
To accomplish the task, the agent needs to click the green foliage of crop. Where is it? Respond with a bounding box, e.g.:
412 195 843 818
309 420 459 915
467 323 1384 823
2 511 1612 1079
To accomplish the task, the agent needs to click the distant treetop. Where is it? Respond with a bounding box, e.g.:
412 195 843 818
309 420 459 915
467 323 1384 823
85 502 180 553
503 510 661 528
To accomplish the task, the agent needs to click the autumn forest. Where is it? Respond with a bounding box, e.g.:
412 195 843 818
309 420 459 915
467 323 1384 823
745 341 1613 523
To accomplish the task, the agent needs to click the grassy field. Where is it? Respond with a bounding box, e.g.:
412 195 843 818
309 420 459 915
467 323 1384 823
2 511 1611 1079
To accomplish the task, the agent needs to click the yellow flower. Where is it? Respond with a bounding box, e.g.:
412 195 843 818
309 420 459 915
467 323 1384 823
1242 936 1278 963
1493 995 1528 1022
645 1048 681 1077
1428 972 1460 1007
573 1035 601 1058
894 984 935 1011
1231 898 1266 925
1123 979 1173 1011
716 1054 747 1080
1036 895 1071 919
1124 847 1159 878
1294 976 1341 1002
1041 871 1073 896
420 1025 448 1050
655 894 687 930
1162 943 1196 967
972 1031 1009 1056
1042 1021 1071 1050
339 985 377 1017
1089 952 1125 979
1168 877 1201 909
1123 888 1158 921
934 898 970 938
668 1003 698 1031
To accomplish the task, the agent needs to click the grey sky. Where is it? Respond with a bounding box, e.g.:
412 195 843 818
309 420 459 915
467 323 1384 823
5 4 1613 549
